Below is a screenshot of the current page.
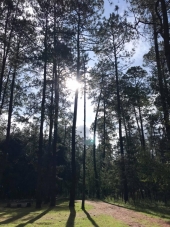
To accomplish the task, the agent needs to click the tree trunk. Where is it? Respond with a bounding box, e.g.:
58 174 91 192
69 13 80 208
0 2 18 101
93 89 102 199
6 71 16 144
0 68 11 113
6 40 19 149
50 4 59 207
113 41 128 203
137 102 145 149
121 104 130 154
153 23 170 141
48 69 54 150
44 68 54 204
36 16 48 209
134 106 142 145
159 0 170 75
103 98 106 160
82 65 86 210
70 90 78 207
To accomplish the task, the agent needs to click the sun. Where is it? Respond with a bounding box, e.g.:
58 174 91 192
65 78 81 92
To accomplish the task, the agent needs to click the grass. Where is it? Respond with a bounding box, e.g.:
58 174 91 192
104 196 170 220
0 199 128 227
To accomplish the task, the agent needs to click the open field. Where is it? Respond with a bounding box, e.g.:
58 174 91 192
0 199 170 227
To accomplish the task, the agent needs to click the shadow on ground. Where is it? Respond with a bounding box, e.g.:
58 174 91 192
15 208 52 227
66 207 76 227
0 208 34 225
0 199 70 226
83 209 99 227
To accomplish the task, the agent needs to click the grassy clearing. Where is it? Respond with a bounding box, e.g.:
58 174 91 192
104 197 170 220
0 199 128 227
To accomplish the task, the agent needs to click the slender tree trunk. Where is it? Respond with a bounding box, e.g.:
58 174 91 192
103 98 106 160
44 69 54 204
50 4 59 206
0 6 10 101
137 102 145 149
6 71 16 144
6 40 19 148
0 1 18 101
64 122 67 145
36 16 48 209
134 106 142 145
82 67 86 209
69 13 80 208
153 23 170 141
162 68 170 108
0 68 11 113
113 41 128 203
0 57 7 102
121 104 130 153
93 89 102 199
70 89 78 207
159 0 170 75
49 69 54 149
50 70 59 206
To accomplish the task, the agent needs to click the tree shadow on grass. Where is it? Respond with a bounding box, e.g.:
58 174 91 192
66 207 76 227
0 208 33 225
83 209 100 227
15 208 52 227
0 198 70 226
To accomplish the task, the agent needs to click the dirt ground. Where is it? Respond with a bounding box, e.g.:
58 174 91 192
85 200 170 227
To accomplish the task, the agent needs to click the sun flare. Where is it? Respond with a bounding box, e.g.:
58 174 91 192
65 78 81 92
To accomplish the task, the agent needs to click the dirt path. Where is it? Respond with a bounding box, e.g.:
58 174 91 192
85 200 170 227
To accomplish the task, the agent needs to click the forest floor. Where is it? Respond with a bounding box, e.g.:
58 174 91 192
86 200 170 227
0 199 170 226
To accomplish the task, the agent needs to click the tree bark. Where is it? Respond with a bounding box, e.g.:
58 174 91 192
36 15 48 209
133 106 142 146
44 67 54 204
69 12 80 208
113 41 128 203
103 98 106 160
50 3 59 207
82 65 86 209
0 68 11 113
0 1 19 101
93 89 102 199
159 0 170 75
6 40 20 149
153 22 170 141
137 101 145 149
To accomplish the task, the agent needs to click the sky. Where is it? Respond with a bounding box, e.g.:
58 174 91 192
75 0 150 140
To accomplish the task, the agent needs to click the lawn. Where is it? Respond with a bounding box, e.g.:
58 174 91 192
0 199 128 227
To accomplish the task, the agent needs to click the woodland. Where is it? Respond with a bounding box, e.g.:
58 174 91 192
0 0 170 215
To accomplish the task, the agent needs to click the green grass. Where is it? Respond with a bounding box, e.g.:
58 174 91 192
0 199 128 227
104 196 170 220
